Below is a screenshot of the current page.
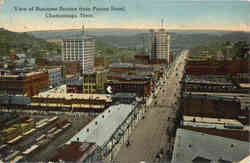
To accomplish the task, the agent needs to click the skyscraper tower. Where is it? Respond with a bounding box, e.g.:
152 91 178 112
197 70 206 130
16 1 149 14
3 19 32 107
62 26 96 75
150 20 171 64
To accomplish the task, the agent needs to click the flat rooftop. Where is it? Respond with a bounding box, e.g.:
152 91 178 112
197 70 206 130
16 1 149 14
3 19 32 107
34 93 112 102
54 142 97 162
0 72 45 78
184 116 243 125
183 93 241 102
172 129 249 163
66 104 135 147
240 83 250 88
184 75 232 85
185 92 250 109
110 63 134 69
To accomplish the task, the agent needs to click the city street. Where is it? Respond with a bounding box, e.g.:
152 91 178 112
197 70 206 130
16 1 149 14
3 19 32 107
114 51 188 163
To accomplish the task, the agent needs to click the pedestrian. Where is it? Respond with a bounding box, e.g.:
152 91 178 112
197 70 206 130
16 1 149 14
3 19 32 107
155 153 160 162
160 148 164 155
126 140 130 147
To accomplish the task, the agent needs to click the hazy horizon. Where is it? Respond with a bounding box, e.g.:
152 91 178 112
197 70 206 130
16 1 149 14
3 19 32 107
3 26 250 33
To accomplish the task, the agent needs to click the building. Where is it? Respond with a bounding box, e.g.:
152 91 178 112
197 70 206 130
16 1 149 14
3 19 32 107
181 75 249 94
0 72 49 97
172 129 249 163
65 103 142 161
233 72 250 83
62 28 96 75
82 70 107 93
0 69 10 76
111 93 137 104
95 57 105 68
47 67 64 88
150 28 170 64
83 73 96 93
63 61 81 76
31 93 112 112
134 54 150 64
0 96 32 105
185 59 249 76
37 59 80 76
66 79 83 94
182 116 249 142
95 69 107 91
109 63 134 73
53 141 100 163
105 63 154 97
105 80 151 97
64 74 79 85
182 93 241 119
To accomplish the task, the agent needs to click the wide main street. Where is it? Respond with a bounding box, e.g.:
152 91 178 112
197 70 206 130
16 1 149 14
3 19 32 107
114 51 188 163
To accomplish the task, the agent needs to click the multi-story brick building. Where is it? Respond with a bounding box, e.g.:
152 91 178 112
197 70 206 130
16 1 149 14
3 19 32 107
105 63 154 97
0 72 49 97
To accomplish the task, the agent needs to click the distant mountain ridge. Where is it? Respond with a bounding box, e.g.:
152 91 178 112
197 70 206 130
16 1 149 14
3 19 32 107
27 28 233 39
0 28 60 57
27 29 250 50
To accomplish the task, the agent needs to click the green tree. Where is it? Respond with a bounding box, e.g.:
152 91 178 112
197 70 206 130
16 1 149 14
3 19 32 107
233 41 249 59
105 48 114 55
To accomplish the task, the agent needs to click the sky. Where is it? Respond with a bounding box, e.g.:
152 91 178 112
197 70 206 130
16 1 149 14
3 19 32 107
0 0 249 32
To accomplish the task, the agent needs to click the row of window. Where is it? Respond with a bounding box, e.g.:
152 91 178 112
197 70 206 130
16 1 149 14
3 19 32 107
83 86 97 89
185 86 236 91
63 43 83 46
63 51 95 55
63 55 93 58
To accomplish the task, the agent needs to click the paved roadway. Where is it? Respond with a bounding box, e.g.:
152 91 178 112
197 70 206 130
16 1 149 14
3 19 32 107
114 50 188 163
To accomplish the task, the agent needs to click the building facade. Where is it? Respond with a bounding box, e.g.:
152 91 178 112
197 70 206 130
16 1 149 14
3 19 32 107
48 67 63 88
31 93 112 113
83 73 96 93
82 70 107 93
62 35 96 75
0 72 49 97
150 29 170 64
104 80 151 97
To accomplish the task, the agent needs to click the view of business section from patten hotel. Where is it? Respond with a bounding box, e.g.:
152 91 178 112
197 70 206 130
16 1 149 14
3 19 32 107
0 23 249 163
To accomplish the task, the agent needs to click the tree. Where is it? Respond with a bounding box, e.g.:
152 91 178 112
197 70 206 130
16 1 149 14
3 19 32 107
105 48 114 55
233 41 249 59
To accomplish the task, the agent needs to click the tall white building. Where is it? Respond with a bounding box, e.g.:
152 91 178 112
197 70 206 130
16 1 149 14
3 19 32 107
150 28 170 64
62 34 96 75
